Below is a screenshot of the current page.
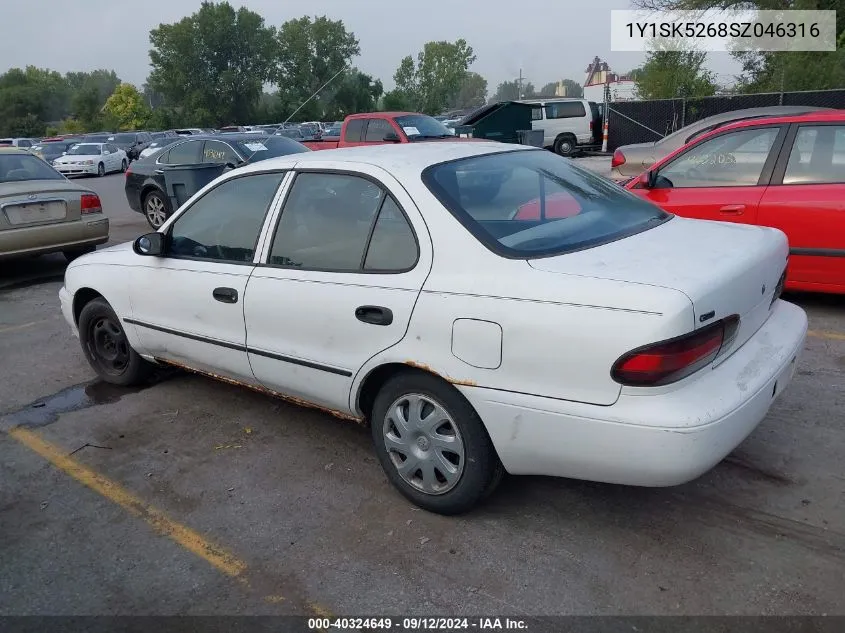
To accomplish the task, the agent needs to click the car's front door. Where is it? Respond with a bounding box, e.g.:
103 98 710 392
758 123 845 290
243 164 432 413
125 170 287 383
105 144 120 171
635 125 786 225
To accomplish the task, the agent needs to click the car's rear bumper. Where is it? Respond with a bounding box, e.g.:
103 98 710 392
0 216 109 260
460 299 807 486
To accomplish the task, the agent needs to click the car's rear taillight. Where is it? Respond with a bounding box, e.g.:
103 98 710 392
611 315 741 387
611 149 625 168
125 165 132 178
80 193 102 215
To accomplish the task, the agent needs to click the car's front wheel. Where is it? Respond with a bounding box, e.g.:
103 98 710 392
143 190 171 229
97 162 105 177
78 297 152 386
121 159 127 172
371 371 503 515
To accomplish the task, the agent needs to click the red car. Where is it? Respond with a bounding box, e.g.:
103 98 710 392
625 111 845 294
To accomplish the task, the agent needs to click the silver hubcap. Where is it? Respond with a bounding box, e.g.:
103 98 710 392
145 197 167 227
382 394 465 495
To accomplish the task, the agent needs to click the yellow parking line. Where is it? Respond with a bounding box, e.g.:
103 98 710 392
0 320 44 334
9 427 248 580
808 330 845 341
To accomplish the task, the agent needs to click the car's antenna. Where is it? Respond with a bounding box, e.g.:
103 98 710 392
273 64 349 137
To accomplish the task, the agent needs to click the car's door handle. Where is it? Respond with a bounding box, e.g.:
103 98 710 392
355 305 393 326
719 204 745 215
212 287 238 304
154 169 164 174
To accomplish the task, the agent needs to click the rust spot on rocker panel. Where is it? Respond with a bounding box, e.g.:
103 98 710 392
155 357 362 423
403 361 478 387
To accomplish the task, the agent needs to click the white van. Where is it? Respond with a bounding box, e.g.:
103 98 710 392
519 98 601 156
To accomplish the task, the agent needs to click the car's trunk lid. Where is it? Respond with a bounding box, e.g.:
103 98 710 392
528 216 789 360
0 182 87 229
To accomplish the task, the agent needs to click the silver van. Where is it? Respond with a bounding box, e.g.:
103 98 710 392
519 98 602 156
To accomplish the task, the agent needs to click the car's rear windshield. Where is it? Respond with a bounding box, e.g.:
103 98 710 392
111 133 137 143
422 149 670 258
237 136 310 162
83 134 110 143
68 144 101 155
0 154 64 182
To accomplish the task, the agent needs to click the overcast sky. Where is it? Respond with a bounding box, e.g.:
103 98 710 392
2 0 740 91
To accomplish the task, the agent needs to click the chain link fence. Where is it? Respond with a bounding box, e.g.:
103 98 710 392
606 89 845 151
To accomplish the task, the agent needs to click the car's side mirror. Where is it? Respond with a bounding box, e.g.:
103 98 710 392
133 232 164 256
639 171 657 189
383 131 400 142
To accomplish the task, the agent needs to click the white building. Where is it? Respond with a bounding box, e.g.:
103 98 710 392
582 56 639 102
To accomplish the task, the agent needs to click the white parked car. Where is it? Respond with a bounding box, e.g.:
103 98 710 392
53 142 127 177
59 143 807 514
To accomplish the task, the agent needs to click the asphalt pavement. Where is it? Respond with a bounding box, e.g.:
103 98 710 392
1 165 844 618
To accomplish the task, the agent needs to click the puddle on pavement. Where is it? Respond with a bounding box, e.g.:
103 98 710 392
0 380 148 430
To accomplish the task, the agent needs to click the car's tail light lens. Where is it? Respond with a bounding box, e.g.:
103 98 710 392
125 165 132 178
611 149 625 168
611 315 741 387
80 193 102 215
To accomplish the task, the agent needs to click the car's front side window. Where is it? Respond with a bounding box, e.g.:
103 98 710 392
657 127 780 188
167 172 284 263
268 172 418 272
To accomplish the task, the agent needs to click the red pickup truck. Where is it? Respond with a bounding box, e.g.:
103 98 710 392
302 112 460 151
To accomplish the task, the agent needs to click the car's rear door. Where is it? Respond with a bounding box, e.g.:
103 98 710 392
341 119 368 147
243 162 432 414
634 124 787 225
758 122 845 291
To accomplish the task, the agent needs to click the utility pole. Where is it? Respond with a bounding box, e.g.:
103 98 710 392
518 68 523 100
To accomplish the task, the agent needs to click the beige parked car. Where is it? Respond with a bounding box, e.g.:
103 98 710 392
610 106 833 181
0 148 109 261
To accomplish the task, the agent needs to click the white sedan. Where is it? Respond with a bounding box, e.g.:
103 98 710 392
53 142 127 177
58 142 807 514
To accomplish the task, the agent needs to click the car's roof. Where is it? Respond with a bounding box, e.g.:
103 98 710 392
0 147 32 154
236 141 522 176
702 110 845 136
347 112 419 119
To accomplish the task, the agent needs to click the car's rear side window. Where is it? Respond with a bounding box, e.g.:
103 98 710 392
344 120 365 142
783 125 845 185
422 149 669 258
544 101 586 119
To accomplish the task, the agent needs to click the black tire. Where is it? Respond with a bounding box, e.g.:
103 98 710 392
121 159 127 173
63 245 96 262
78 297 152 386
554 134 577 157
97 162 105 177
371 371 502 515
143 190 171 229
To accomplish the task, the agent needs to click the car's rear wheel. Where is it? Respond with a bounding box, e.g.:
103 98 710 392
371 371 503 515
78 297 152 386
143 190 171 229
63 245 96 262
554 134 577 157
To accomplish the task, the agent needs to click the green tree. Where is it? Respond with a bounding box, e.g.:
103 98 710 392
272 15 360 121
392 39 477 114
539 82 558 96
538 79 583 97
633 0 845 93
448 71 487 110
381 90 412 111
636 49 717 99
492 80 535 101
0 66 74 136
148 1 277 126
322 69 383 120
103 83 151 130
